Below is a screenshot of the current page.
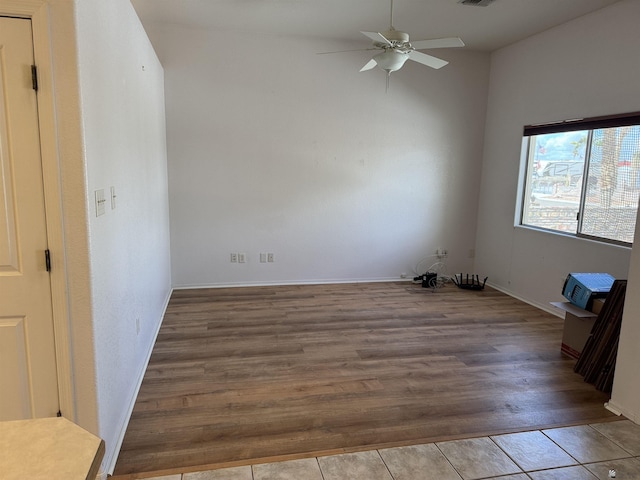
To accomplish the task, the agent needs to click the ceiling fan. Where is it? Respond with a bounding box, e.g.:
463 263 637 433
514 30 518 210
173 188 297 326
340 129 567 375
322 0 464 79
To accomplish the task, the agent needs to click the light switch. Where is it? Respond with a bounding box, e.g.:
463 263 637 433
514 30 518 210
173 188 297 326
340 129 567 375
110 186 117 209
95 189 106 217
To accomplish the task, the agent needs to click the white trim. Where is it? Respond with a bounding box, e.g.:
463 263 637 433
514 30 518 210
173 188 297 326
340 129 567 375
484 281 564 318
172 276 413 290
0 0 76 420
604 401 623 417
32 2 76 423
604 399 639 424
103 289 174 475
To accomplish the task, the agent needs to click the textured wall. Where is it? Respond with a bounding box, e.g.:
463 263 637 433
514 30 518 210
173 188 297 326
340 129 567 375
144 24 490 288
475 0 640 312
71 0 172 473
611 204 640 422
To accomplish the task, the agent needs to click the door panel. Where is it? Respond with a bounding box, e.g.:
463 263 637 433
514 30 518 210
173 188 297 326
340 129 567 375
0 16 59 420
0 318 31 418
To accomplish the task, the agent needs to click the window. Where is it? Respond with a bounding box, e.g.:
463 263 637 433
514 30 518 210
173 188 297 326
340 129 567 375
520 112 640 246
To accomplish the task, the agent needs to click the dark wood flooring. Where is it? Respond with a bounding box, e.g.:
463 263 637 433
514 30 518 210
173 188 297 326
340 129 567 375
112 282 617 478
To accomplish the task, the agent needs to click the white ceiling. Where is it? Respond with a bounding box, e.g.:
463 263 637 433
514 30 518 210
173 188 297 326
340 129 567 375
131 0 620 52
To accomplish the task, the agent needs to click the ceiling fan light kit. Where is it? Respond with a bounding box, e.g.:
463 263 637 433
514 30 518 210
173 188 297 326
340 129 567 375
370 50 409 73
322 0 465 84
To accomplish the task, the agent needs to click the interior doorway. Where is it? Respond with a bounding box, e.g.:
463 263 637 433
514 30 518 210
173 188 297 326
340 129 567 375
0 15 60 420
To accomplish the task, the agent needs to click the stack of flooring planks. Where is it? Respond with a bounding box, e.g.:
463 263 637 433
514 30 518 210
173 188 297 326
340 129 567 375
574 279 627 393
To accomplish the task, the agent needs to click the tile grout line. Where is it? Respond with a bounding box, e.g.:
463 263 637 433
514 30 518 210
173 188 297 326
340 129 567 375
486 435 525 477
152 422 640 480
434 441 464 480
588 423 637 458
315 456 326 480
538 427 581 467
375 448 396 480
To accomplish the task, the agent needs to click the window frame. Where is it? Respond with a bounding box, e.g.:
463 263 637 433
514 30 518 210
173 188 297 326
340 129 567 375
519 111 640 247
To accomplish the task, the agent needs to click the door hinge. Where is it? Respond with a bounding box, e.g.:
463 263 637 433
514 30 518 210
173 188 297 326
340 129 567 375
45 249 51 272
31 65 38 91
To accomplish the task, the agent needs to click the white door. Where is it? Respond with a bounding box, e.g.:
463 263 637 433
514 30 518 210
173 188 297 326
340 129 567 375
0 16 59 419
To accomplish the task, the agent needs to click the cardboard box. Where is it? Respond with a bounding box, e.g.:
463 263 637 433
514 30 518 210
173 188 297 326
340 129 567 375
592 298 605 315
551 301 598 359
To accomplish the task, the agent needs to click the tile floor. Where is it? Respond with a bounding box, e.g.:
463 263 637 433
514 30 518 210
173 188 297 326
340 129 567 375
146 420 640 480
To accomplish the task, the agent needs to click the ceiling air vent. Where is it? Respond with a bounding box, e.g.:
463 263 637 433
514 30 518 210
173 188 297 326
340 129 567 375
458 0 497 6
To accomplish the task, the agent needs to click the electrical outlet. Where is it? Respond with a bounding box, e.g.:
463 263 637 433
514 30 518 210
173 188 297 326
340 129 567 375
230 253 238 263
267 253 274 263
260 253 267 263
238 253 246 263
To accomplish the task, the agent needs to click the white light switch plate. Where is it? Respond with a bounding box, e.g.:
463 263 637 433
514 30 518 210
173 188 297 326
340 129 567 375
95 189 105 217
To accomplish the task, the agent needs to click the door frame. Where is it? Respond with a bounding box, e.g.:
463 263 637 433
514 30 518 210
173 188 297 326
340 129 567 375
0 0 75 421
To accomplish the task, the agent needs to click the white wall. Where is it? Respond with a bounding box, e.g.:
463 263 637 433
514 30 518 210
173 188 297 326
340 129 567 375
44 0 96 431
475 0 640 312
143 24 490 287
610 203 640 422
48 0 172 474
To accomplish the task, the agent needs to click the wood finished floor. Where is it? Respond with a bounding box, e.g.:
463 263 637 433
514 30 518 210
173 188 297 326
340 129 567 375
112 282 617 478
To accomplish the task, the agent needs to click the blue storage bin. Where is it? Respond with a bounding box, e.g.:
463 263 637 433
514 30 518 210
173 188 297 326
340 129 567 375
562 273 615 310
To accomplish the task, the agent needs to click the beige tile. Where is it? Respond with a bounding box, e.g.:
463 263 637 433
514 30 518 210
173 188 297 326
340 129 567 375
483 475 529 480
318 450 392 480
584 457 640 480
543 425 631 464
252 458 323 480
528 465 598 480
436 437 521 480
379 443 462 480
591 420 640 456
184 465 252 480
145 476 182 480
491 430 577 471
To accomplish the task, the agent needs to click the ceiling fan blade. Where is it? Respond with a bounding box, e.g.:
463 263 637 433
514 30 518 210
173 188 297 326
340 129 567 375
359 58 378 72
411 37 465 50
360 31 392 45
408 51 448 69
317 48 378 55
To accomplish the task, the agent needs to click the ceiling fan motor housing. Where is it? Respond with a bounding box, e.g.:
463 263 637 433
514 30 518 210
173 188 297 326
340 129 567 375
382 29 410 44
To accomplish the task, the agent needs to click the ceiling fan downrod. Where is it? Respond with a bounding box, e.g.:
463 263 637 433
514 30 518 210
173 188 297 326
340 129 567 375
389 0 395 30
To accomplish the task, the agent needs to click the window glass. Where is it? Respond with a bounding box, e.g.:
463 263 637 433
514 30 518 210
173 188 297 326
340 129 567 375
522 131 587 234
520 119 640 246
580 126 640 244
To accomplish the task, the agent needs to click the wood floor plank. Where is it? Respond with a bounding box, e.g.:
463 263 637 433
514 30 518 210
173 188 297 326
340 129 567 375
112 282 617 478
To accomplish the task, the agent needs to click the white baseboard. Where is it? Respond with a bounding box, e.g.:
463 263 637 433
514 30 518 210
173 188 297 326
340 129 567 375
103 288 173 476
604 401 623 417
605 399 640 424
485 281 564 318
172 276 412 290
